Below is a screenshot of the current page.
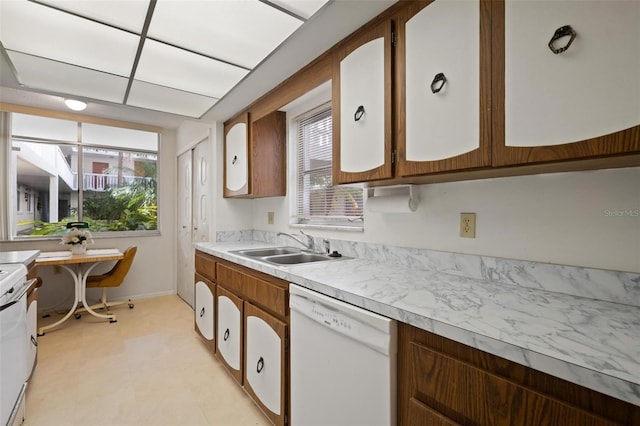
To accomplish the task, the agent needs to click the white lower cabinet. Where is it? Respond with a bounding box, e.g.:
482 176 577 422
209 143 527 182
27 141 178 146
216 286 243 385
194 276 215 353
244 302 287 426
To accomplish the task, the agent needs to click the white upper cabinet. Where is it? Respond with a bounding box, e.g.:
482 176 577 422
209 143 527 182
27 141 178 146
493 0 640 166
397 0 491 177
333 20 393 184
505 0 639 148
224 113 249 196
405 0 479 162
339 37 385 173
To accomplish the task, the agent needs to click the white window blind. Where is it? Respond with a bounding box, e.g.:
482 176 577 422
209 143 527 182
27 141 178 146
295 104 363 226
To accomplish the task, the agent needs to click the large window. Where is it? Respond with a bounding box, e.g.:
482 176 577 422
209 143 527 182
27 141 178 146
9 113 159 238
294 104 363 228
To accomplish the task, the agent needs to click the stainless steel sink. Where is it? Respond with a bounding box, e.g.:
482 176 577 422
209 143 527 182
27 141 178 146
235 247 301 257
263 252 331 265
230 247 348 265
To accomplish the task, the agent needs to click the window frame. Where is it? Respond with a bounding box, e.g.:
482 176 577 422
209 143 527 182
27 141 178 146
290 101 364 231
5 112 162 241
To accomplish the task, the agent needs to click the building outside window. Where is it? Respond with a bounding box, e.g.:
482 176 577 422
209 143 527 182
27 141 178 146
293 103 363 228
8 113 159 238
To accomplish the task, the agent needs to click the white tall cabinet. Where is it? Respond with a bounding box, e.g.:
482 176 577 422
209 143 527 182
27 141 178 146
177 137 212 308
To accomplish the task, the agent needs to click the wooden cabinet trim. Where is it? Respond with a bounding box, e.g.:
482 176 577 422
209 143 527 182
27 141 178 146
407 397 461 426
398 323 640 426
195 250 216 281
250 111 286 198
216 262 288 319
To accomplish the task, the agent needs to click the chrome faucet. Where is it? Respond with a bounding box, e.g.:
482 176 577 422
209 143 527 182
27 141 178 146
277 231 316 252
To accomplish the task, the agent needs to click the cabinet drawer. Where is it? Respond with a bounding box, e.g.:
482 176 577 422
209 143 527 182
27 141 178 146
410 341 615 426
216 263 287 318
195 250 216 281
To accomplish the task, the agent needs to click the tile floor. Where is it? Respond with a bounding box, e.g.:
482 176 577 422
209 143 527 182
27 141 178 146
24 295 269 426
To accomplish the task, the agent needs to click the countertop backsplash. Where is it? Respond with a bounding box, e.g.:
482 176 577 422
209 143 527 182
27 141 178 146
218 229 640 308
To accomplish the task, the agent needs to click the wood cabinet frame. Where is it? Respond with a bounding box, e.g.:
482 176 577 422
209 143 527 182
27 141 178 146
243 302 288 426
396 0 492 176
490 0 640 167
223 111 286 198
398 322 640 426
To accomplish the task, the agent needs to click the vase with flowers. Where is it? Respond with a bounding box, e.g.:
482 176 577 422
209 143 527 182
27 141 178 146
61 227 94 255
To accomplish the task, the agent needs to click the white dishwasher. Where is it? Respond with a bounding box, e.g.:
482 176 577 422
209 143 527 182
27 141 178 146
289 284 396 426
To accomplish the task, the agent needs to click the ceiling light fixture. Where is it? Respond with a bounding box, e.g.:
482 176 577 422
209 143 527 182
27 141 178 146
64 99 87 111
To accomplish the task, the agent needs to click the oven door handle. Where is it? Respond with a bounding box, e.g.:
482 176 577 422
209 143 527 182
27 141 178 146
0 278 36 312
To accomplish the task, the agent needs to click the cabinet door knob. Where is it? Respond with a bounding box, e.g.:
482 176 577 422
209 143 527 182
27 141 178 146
430 73 447 94
200 307 205 317
354 105 365 121
256 356 264 374
223 328 230 341
232 155 238 165
548 25 576 54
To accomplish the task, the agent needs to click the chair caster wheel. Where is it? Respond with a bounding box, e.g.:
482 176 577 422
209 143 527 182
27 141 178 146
74 314 81 319
37 332 45 336
110 319 117 323
128 303 134 309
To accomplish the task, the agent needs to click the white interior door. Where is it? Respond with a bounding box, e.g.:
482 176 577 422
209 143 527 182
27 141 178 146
176 151 193 306
192 139 211 243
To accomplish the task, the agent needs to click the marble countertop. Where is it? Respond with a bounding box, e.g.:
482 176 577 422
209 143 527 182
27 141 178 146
195 241 640 407
0 250 40 265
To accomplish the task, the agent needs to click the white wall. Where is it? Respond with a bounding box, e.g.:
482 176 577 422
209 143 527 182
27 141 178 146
252 165 640 273
2 129 179 313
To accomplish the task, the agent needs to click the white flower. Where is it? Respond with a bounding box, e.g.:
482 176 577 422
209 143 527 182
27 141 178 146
60 227 93 246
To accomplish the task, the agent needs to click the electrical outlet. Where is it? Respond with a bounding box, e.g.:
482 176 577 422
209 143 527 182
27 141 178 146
460 212 476 238
267 211 275 225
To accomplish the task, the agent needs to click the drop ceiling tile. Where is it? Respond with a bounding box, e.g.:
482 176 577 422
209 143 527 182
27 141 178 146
7 51 128 103
148 0 302 69
37 0 151 33
269 0 329 20
127 80 217 118
135 39 248 99
0 0 139 76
